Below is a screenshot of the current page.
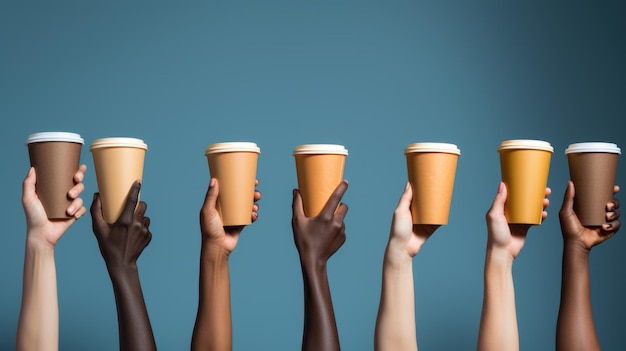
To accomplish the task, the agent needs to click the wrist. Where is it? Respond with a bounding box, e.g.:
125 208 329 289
563 239 591 258
299 254 328 272
485 246 515 267
383 243 414 269
25 233 55 255
107 261 139 282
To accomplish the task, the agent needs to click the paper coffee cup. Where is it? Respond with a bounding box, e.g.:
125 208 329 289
293 144 348 217
205 142 260 226
498 139 553 225
26 132 84 219
565 142 621 226
405 143 460 225
90 137 148 223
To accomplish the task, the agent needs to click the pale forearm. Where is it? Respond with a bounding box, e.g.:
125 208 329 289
191 244 232 351
17 239 58 351
477 249 518 351
375 252 417 351
556 242 599 351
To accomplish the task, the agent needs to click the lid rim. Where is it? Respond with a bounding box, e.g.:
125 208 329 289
498 139 554 153
404 142 461 155
205 142 260 155
293 144 349 155
90 137 148 150
26 132 84 144
565 142 621 155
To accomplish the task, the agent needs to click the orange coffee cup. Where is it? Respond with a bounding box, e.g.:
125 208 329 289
293 144 348 217
205 142 260 226
405 142 460 225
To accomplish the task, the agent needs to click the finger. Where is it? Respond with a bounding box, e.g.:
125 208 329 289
545 187 552 197
602 219 620 234
143 216 151 228
607 208 620 221
610 197 620 211
335 203 349 222
202 178 219 211
73 164 87 183
396 182 413 211
255 179 259 186
488 182 507 215
67 197 84 216
135 201 147 219
292 188 305 219
118 181 141 225
614 185 620 194
73 205 87 220
90 193 109 235
543 197 550 211
320 180 349 218
254 190 262 202
68 182 85 200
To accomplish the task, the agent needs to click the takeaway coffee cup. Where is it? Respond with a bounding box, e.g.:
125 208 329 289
205 142 260 226
293 144 348 217
26 132 84 219
498 139 554 225
405 142 461 225
90 137 148 223
565 142 621 226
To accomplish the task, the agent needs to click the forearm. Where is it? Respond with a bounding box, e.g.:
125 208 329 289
477 248 518 351
16 238 58 351
191 243 232 351
556 242 599 351
108 266 156 351
375 250 417 351
301 259 340 351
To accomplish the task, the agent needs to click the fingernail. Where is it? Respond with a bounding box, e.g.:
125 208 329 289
67 206 75 215
603 223 612 230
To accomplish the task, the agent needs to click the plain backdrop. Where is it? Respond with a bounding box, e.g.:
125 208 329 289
1 1 624 350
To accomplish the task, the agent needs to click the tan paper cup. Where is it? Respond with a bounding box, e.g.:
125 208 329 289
27 132 84 219
90 137 148 223
205 142 260 226
566 142 620 226
294 144 348 217
405 143 460 225
498 140 553 225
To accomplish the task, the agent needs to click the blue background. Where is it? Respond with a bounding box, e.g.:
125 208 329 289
1 1 625 350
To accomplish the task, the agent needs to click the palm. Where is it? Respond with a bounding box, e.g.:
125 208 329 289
200 208 241 253
23 193 72 247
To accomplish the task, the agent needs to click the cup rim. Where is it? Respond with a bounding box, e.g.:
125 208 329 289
498 139 554 153
565 142 621 155
90 137 148 151
205 142 260 155
293 144 348 155
26 132 84 145
404 142 461 155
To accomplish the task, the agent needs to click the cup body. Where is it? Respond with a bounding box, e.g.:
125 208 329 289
27 132 84 219
205 142 260 226
293 144 348 217
498 139 553 225
90 137 147 223
565 142 620 226
405 143 460 225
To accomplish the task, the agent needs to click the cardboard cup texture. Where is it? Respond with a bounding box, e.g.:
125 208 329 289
405 143 460 225
566 142 621 226
27 132 84 219
206 142 260 226
90 138 147 224
498 140 553 225
294 144 348 218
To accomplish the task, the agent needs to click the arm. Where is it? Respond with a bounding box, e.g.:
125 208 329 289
17 166 87 351
374 182 439 351
191 178 260 351
292 180 349 351
556 182 620 351
90 181 156 351
477 182 550 351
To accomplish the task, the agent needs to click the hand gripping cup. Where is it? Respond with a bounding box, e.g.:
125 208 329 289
565 142 621 226
205 142 260 226
405 143 461 225
90 137 148 223
498 140 554 225
26 132 84 219
293 144 348 217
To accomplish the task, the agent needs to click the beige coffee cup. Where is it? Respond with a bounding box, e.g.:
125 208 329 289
293 144 348 217
205 142 260 226
90 137 148 223
498 139 553 225
565 142 621 226
27 132 84 219
405 143 460 225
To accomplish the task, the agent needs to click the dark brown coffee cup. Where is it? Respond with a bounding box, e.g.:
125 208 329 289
27 132 84 219
565 142 621 226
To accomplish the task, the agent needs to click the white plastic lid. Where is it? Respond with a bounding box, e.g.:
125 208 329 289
498 139 554 153
205 142 260 155
565 142 621 155
404 142 461 155
293 144 348 155
26 132 84 144
90 137 148 151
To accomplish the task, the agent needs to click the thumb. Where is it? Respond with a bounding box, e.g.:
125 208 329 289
292 188 305 219
202 178 219 210
90 193 109 237
489 182 507 215
397 182 413 211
